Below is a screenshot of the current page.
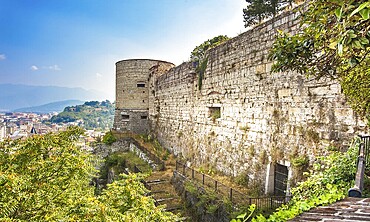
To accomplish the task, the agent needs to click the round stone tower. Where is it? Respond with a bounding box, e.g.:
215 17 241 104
113 59 174 134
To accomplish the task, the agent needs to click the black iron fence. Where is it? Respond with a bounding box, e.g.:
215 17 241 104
361 136 370 167
349 135 370 197
175 161 290 210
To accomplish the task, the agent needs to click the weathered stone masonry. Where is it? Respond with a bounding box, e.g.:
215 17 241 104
114 10 368 193
114 59 174 134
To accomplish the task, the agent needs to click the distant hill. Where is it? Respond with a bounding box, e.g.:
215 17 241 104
0 84 111 111
50 100 115 130
13 100 85 113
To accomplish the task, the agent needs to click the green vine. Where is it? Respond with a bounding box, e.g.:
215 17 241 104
196 57 208 90
190 35 229 90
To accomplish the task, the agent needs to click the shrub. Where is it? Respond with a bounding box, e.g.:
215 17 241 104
102 131 117 145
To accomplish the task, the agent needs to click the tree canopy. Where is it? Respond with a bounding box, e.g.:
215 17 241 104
0 127 180 221
243 0 293 27
268 0 370 123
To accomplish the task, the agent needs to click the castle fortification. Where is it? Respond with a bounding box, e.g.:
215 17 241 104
114 10 367 194
113 59 174 134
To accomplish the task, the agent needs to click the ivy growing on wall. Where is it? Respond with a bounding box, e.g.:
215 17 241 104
190 35 229 90
196 57 208 90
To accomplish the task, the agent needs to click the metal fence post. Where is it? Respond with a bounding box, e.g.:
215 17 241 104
230 188 233 202
215 181 218 191
202 174 205 185
192 169 194 179
183 164 186 176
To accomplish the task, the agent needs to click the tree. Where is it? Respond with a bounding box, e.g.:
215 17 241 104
243 0 294 27
243 0 271 27
268 0 370 123
0 127 180 221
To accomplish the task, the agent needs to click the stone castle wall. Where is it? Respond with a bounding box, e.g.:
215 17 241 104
147 10 367 179
114 9 367 191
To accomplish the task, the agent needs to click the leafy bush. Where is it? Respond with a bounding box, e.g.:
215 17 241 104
0 127 180 221
102 131 117 145
99 151 152 181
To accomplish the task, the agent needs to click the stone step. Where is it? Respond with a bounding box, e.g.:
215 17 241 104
152 191 173 199
148 190 166 195
156 197 175 203
146 179 168 184
165 205 183 212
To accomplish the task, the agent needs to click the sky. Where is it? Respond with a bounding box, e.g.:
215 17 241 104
0 0 246 100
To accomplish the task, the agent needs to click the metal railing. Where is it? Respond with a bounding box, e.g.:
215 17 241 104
362 136 370 167
175 161 290 210
349 135 370 197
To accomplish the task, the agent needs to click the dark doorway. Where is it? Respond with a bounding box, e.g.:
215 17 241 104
274 163 288 196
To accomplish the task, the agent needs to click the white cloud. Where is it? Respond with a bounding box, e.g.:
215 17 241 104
30 65 39 71
31 64 61 71
96 73 102 78
0 54 6 60
47 65 61 71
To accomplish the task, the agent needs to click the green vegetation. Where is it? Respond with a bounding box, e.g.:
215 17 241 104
139 134 170 161
210 108 221 122
190 35 229 90
231 204 256 222
190 35 229 62
197 57 208 90
231 138 359 221
184 181 232 218
235 172 250 186
98 151 152 190
50 100 114 130
243 0 294 27
269 0 370 124
0 126 180 221
102 130 117 145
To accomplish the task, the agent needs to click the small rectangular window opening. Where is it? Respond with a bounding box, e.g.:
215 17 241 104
137 83 146 87
141 116 148 119
122 115 129 119
209 107 221 121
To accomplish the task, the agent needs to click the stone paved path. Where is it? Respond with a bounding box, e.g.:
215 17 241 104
290 198 370 221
